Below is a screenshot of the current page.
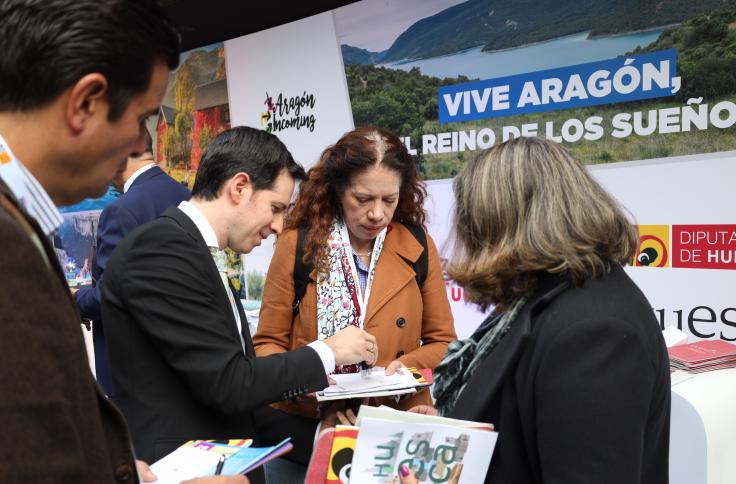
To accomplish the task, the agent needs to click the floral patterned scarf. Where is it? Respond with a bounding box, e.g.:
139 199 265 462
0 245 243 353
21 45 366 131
316 218 387 373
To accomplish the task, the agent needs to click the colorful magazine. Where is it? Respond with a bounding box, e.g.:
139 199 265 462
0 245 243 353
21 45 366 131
149 440 251 483
216 438 293 475
149 437 291 483
350 412 497 483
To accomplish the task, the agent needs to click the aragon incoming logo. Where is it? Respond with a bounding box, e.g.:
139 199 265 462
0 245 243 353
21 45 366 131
634 225 669 267
260 93 276 133
259 91 316 134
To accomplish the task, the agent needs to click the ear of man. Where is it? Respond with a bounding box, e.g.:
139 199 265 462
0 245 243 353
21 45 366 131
227 172 253 204
64 73 109 135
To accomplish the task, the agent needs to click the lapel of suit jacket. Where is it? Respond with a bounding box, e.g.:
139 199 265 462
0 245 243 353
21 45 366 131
451 278 570 421
161 207 246 346
0 178 74 299
363 223 423 325
232 286 254 355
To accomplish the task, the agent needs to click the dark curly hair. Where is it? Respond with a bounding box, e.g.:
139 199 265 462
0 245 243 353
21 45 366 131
286 126 427 271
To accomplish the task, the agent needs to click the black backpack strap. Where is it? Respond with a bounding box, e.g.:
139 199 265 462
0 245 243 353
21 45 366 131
402 223 429 288
292 227 312 320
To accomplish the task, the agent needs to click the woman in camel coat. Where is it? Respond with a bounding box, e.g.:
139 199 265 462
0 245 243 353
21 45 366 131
253 126 456 419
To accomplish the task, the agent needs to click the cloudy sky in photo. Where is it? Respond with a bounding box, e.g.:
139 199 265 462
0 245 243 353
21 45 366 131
334 0 466 52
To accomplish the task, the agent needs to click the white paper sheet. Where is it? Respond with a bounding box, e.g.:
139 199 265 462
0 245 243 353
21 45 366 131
149 446 222 483
322 368 420 396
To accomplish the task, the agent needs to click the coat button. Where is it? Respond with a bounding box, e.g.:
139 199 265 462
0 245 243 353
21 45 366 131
114 464 133 482
396 350 405 358
396 317 406 328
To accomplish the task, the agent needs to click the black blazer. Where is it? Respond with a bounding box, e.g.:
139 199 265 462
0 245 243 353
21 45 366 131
74 166 190 395
101 206 328 483
0 179 137 483
451 265 670 484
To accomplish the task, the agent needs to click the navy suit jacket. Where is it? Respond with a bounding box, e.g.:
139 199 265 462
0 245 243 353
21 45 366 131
75 165 190 394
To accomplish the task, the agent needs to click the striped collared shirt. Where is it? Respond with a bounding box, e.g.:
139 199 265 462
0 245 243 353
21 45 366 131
352 250 369 293
0 135 63 237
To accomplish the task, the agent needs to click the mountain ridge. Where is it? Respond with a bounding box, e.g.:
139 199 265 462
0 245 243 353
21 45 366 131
364 0 736 63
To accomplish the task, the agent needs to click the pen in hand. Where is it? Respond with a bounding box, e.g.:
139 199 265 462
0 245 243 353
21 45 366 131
359 360 372 377
214 454 226 476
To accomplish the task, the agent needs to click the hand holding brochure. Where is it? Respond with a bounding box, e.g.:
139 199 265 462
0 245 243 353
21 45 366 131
216 438 293 475
350 406 497 483
316 367 432 402
149 438 291 483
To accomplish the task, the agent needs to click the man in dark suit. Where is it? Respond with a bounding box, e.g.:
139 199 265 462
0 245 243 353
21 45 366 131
74 130 191 396
0 0 183 481
102 126 378 484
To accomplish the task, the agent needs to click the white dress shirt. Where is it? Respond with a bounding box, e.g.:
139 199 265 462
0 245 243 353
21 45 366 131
178 200 247 354
176 201 335 372
122 163 157 193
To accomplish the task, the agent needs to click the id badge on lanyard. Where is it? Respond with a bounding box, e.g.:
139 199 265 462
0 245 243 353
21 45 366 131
339 222 385 328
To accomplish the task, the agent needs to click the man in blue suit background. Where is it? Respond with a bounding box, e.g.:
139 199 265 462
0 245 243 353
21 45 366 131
74 130 190 396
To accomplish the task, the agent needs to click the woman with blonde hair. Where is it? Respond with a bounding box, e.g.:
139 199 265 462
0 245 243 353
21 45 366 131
400 136 670 484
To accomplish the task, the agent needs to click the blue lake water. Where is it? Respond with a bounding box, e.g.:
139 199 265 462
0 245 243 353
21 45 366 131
380 30 664 80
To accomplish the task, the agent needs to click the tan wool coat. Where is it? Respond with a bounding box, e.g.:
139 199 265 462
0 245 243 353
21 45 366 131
254 222 457 418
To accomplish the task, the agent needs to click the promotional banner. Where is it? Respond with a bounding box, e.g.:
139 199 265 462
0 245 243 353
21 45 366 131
156 42 230 186
589 152 736 341
330 0 736 339
211 0 736 340
224 12 355 324
224 11 354 169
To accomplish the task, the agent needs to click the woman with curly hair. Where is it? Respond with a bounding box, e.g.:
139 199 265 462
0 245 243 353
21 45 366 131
399 136 670 484
254 126 456 420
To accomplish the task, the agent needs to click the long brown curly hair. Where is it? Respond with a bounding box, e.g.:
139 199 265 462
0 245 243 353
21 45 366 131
286 126 427 271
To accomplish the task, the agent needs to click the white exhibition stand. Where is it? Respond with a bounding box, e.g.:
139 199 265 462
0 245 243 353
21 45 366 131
669 367 736 484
